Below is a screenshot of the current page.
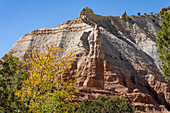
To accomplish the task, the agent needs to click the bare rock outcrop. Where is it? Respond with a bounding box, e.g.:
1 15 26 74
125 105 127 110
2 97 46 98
76 25 104 88
7 7 170 112
120 11 128 19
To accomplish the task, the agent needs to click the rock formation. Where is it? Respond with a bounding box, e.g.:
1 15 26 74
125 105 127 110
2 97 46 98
120 11 128 19
77 25 104 88
8 7 170 112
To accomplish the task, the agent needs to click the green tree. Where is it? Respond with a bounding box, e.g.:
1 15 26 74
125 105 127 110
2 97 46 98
156 11 170 81
0 54 28 112
76 96 135 113
15 42 79 112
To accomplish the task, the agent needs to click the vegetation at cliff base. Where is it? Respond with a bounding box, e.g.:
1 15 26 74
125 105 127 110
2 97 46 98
0 54 28 112
0 43 136 113
0 42 79 112
76 96 136 113
156 11 170 81
15 42 79 112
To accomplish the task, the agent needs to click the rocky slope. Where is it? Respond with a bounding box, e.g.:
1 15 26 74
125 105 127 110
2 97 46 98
8 7 170 112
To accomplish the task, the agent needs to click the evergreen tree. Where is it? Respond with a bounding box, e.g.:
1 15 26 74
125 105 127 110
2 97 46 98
0 54 28 112
156 11 170 81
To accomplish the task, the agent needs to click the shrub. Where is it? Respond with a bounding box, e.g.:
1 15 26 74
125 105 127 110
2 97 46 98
137 12 140 16
76 96 136 113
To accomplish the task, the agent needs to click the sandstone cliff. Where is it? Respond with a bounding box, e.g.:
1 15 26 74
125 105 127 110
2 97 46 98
8 7 170 112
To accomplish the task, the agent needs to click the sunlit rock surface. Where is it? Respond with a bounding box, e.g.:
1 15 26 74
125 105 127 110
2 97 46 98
8 7 170 113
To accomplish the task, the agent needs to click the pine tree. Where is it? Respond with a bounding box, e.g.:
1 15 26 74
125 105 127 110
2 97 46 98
0 54 28 112
156 11 170 81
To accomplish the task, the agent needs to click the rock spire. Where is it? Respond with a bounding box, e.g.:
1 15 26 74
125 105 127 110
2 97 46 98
81 25 105 88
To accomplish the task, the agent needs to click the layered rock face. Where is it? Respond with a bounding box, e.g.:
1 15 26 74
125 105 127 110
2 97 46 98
77 25 105 88
8 7 170 112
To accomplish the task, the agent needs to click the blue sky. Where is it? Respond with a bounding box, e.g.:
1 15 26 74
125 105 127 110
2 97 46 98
0 0 169 58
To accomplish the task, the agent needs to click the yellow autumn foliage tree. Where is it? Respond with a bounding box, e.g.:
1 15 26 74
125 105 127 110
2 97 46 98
15 42 79 112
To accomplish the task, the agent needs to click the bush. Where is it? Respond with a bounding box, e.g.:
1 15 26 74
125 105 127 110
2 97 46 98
137 12 140 16
76 96 136 113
